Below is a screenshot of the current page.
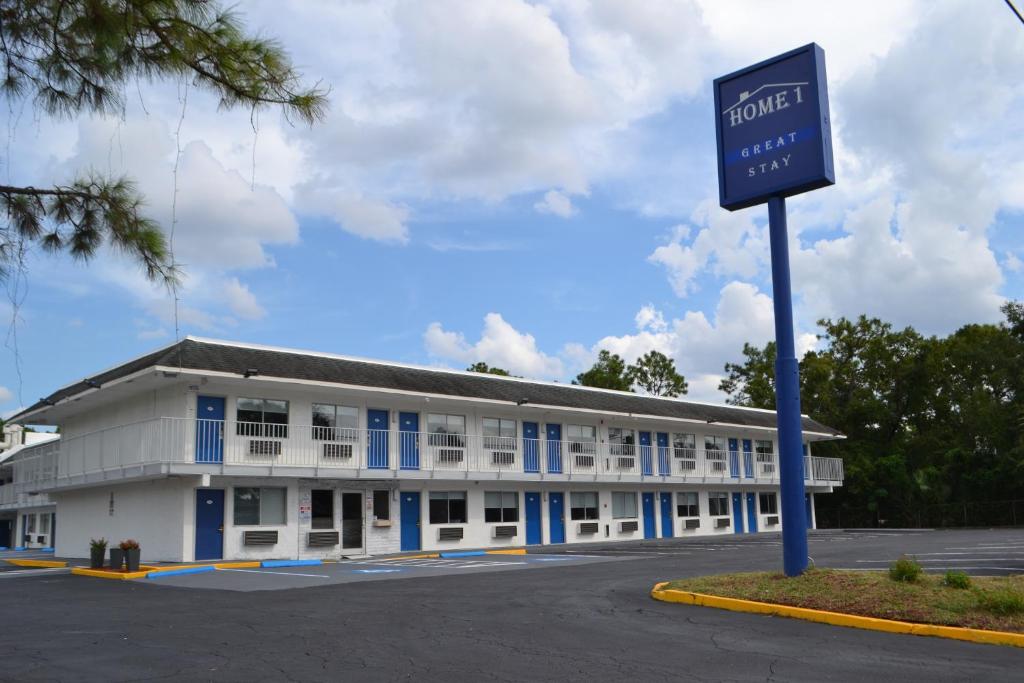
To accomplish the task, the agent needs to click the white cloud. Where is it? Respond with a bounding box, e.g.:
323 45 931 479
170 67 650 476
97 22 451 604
296 188 410 243
424 313 565 377
1006 252 1023 274
0 386 12 404
534 190 577 218
223 278 266 320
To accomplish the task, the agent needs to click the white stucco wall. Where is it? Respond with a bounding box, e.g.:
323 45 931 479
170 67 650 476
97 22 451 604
52 479 190 561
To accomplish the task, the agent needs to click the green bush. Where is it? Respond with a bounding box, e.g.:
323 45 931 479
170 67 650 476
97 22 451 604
977 588 1024 615
889 555 923 583
943 570 971 589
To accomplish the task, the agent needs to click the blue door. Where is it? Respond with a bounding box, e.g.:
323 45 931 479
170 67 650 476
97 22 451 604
549 492 565 544
659 492 673 538
746 492 758 532
642 493 656 539
195 396 225 463
639 432 653 476
805 493 814 529
194 489 225 561
523 422 540 473
400 491 421 551
728 438 740 478
525 492 542 545
546 424 562 474
732 492 745 534
656 433 670 475
399 412 419 469
367 409 389 469
742 439 754 478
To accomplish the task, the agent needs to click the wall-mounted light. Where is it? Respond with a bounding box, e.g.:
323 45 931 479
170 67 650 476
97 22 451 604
243 368 259 378
85 379 101 389
516 398 529 406
39 397 55 406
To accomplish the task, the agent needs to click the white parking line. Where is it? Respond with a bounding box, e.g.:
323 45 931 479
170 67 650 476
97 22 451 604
0 567 67 577
218 568 330 578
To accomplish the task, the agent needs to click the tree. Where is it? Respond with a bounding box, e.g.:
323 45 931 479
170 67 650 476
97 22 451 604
626 350 687 397
466 362 512 377
1002 300 1024 341
574 350 632 392
0 0 327 284
719 342 778 408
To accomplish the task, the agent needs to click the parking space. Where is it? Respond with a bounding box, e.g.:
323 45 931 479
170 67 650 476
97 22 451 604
144 552 624 592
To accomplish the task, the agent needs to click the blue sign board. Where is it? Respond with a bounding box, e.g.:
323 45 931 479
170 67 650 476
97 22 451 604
714 43 834 211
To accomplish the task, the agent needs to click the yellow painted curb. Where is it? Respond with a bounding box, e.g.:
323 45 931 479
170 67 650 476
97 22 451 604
6 559 67 568
486 549 527 555
71 567 150 580
650 585 1024 649
379 553 440 561
214 561 261 569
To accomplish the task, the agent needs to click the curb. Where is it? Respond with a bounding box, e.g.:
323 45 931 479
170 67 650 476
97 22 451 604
71 567 150 580
147 566 216 579
5 558 67 568
650 584 1024 649
262 559 322 568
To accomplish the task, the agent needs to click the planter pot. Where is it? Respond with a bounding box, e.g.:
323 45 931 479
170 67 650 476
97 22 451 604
90 547 106 569
125 548 141 572
109 548 124 571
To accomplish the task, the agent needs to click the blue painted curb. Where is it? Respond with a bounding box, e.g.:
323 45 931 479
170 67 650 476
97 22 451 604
13 546 26 551
439 550 486 558
147 566 216 579
40 548 54 553
0 547 8 551
261 559 322 568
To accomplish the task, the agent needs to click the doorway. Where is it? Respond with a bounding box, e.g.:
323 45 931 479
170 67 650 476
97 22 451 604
341 492 364 550
311 489 334 530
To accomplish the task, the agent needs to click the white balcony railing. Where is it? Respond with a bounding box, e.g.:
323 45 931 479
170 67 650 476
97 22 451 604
10 417 845 490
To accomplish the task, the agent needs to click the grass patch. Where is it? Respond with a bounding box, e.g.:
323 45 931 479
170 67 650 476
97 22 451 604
662 569 1024 633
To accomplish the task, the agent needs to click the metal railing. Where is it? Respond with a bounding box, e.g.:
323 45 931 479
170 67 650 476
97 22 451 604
10 416 845 489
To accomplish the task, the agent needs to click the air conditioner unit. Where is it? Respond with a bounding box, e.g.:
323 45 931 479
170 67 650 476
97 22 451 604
615 457 635 470
438 527 464 541
243 530 278 545
491 451 515 466
574 455 595 468
437 449 464 463
710 461 726 472
678 460 697 471
618 520 639 532
491 525 518 538
322 443 353 459
308 531 340 547
714 518 730 529
766 515 780 526
683 518 700 530
248 440 282 456
577 522 599 534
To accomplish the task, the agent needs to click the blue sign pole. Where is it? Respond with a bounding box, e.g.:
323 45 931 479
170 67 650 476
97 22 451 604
713 44 834 577
767 196 808 576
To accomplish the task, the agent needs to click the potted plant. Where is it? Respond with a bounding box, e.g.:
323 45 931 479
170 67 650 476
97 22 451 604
109 545 125 571
120 539 141 572
89 538 107 569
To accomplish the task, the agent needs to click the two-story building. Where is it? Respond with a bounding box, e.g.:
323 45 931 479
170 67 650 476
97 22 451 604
7 337 845 562
0 425 59 549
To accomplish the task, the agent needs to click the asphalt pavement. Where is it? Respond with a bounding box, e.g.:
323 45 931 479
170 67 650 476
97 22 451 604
1 528 1022 681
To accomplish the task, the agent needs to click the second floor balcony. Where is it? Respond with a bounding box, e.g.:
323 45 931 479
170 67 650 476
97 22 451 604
11 417 845 492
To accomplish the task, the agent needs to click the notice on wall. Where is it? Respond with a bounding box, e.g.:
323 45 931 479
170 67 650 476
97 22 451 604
299 490 311 523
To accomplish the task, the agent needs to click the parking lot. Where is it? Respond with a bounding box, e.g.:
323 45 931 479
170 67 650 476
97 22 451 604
1 529 1022 681
144 552 625 591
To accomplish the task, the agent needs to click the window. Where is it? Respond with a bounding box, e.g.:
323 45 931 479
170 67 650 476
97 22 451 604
429 491 467 524
611 491 638 519
311 489 334 529
673 433 696 457
759 492 778 515
608 428 636 456
428 414 466 448
677 492 699 517
755 440 774 461
312 404 358 441
237 398 289 438
483 418 517 451
566 424 597 454
233 487 287 526
372 490 390 521
484 491 519 522
708 492 729 517
704 435 727 453
27 514 36 533
570 491 599 520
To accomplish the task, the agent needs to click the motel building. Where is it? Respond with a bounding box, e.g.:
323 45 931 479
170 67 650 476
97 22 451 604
2 338 845 563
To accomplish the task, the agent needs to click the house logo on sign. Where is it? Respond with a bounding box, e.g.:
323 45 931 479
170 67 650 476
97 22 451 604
722 82 808 128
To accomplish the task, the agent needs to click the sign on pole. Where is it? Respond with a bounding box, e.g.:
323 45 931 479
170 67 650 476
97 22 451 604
713 43 834 577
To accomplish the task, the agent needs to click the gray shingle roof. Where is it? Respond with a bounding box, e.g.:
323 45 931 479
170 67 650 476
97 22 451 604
15 338 843 437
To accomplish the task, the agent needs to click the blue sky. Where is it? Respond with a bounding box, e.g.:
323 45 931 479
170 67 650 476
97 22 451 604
2 0 1023 417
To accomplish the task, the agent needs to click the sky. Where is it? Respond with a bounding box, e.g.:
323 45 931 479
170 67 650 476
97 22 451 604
1 0 1023 418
